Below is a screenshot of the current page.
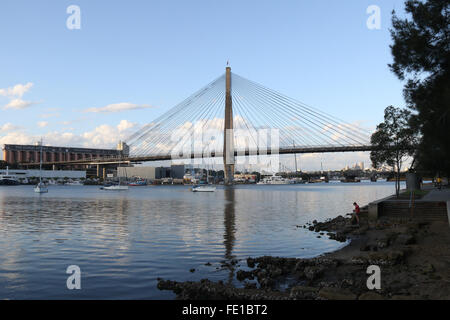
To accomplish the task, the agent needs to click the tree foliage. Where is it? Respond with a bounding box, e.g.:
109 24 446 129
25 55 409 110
371 106 418 197
389 0 450 176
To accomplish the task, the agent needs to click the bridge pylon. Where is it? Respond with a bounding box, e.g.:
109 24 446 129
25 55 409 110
223 66 235 185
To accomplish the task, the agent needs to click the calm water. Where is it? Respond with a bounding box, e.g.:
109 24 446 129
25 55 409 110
0 182 401 299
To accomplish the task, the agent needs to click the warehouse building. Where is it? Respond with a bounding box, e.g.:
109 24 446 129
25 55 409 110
118 165 186 180
2 143 121 164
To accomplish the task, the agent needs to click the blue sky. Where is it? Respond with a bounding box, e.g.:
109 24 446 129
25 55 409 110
0 0 409 169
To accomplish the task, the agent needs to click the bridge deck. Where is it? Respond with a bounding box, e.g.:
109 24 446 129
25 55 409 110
20 145 375 166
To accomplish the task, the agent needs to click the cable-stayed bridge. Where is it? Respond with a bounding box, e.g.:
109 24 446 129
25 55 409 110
23 67 374 183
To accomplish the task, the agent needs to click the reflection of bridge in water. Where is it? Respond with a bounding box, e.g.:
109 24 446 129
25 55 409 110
22 67 373 181
223 187 236 284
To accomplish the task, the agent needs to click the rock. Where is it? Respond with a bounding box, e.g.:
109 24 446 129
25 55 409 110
318 287 357 300
376 237 390 249
358 292 385 300
304 266 324 281
368 250 405 266
247 258 256 268
270 267 283 278
289 286 319 299
340 278 355 288
294 260 306 271
189 268 196 273
256 270 267 280
259 277 275 289
205 262 212 266
396 234 416 245
329 232 347 242
360 243 371 251
244 282 257 290
421 263 435 274
313 257 339 267
236 270 254 281
351 256 368 265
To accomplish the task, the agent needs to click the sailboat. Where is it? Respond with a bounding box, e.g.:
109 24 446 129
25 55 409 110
34 139 48 194
101 154 128 191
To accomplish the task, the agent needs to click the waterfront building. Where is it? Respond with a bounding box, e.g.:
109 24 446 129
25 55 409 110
2 143 121 165
117 164 186 180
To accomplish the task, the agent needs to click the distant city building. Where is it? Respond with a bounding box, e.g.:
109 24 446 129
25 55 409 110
234 173 257 183
117 164 186 180
2 143 122 164
116 141 130 157
358 162 364 170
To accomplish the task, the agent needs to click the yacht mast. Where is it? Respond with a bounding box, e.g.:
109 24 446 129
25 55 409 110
39 139 43 184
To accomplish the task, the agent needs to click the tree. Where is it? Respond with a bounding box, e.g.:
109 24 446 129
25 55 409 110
389 0 450 178
371 106 418 197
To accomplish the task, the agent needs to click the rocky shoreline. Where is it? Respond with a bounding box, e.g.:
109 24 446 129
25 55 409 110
158 210 450 300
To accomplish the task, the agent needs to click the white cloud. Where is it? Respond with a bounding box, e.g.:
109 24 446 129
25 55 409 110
37 121 48 128
84 102 155 113
0 123 21 132
3 98 35 110
1 82 37 110
0 131 36 146
0 82 33 98
117 119 136 131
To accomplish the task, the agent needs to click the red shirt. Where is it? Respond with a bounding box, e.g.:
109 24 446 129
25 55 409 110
354 204 360 214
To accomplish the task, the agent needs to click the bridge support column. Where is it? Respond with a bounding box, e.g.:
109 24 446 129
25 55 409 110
223 66 234 185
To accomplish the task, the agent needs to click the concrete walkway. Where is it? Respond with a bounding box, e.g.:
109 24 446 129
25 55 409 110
422 188 450 202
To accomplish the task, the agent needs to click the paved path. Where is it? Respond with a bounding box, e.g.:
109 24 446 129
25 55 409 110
422 188 450 201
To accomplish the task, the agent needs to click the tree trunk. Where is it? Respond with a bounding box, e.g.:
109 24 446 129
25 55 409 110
396 160 401 198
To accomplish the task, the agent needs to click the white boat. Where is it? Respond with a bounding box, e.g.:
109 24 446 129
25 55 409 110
101 155 128 191
192 185 216 192
257 174 294 185
34 182 48 194
192 166 216 192
0 167 20 185
34 139 48 194
66 180 83 186
102 185 129 191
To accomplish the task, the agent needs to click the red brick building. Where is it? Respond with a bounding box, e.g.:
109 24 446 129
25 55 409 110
2 144 120 164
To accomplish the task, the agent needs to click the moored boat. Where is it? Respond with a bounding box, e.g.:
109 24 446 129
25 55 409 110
34 182 48 193
0 167 20 185
128 179 147 186
102 185 129 191
192 185 216 192
34 139 49 194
